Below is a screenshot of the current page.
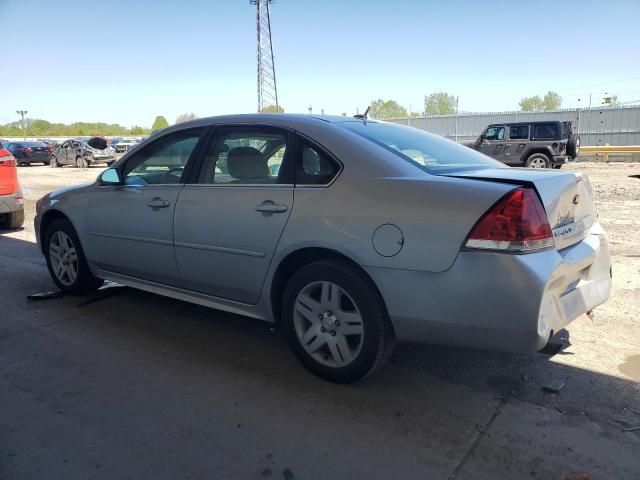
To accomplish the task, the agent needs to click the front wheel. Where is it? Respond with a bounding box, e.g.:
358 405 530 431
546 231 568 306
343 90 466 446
76 156 89 168
526 153 550 168
50 156 60 167
282 260 395 383
44 219 103 294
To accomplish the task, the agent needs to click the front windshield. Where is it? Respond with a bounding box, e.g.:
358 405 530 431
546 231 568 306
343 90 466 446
340 121 504 173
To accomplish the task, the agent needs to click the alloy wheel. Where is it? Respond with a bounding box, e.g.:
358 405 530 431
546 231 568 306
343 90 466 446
293 281 365 368
529 157 547 168
49 231 79 286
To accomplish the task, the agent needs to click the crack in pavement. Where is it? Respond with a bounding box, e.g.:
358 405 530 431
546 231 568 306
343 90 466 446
0 310 94 341
447 397 507 480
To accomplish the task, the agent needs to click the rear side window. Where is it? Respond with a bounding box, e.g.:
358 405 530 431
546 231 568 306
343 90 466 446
197 127 292 185
532 123 558 140
296 139 340 185
509 125 529 140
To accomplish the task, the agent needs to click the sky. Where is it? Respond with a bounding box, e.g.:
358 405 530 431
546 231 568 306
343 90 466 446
1 0 640 127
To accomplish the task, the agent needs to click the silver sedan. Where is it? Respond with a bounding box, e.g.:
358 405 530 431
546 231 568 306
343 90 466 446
34 114 612 383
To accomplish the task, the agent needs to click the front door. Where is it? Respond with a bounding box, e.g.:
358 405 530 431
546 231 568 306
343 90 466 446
478 125 507 163
174 125 294 304
85 127 206 285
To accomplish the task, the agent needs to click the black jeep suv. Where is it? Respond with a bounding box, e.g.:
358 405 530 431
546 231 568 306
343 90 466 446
466 121 580 168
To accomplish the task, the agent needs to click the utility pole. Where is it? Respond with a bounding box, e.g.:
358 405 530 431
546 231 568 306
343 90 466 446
16 110 28 140
251 0 279 112
308 105 313 115
587 93 592 145
454 96 459 142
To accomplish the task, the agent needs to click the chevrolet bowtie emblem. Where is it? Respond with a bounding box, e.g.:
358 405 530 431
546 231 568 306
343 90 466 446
573 194 580 205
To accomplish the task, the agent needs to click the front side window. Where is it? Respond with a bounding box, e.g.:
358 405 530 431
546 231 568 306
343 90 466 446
532 123 558 140
509 125 529 140
123 128 204 185
198 127 290 184
340 121 503 173
483 126 505 141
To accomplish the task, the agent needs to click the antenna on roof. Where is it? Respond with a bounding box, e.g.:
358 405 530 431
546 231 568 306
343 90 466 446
353 106 370 121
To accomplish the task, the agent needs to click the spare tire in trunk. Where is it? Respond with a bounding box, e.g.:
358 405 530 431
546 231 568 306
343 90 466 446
566 133 580 158
87 137 107 150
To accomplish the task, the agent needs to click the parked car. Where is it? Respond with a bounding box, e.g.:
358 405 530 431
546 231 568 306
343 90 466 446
465 121 580 169
49 137 116 168
114 138 137 153
109 137 123 148
34 114 611 383
0 148 25 229
6 141 52 165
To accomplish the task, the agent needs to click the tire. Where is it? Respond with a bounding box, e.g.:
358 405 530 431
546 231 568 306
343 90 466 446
552 164 562 169
566 133 580 158
525 153 550 168
50 156 60 167
76 156 88 168
43 218 103 294
1 209 24 229
282 260 395 383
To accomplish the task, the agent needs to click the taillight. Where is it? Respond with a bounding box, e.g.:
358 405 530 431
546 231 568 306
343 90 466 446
46 145 54 153
0 149 17 167
22 147 32 154
465 188 554 252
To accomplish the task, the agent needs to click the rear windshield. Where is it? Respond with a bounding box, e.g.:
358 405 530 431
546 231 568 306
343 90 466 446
24 142 46 147
340 121 504 173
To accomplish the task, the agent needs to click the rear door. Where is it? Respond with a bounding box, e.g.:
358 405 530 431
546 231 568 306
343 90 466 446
506 124 530 165
85 127 206 284
478 126 507 163
173 125 294 304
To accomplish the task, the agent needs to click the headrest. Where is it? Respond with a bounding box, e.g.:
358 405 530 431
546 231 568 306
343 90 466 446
227 147 268 180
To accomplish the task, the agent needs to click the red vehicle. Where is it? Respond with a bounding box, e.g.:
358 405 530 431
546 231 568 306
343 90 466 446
0 148 25 229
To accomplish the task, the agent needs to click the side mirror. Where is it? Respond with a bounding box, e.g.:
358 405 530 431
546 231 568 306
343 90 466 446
99 168 122 185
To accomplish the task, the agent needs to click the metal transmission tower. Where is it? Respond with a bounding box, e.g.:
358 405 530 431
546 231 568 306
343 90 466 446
250 0 279 112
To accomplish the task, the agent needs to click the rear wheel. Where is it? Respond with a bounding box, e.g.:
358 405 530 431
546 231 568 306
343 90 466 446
1 209 24 229
44 218 103 294
526 153 550 168
282 260 395 383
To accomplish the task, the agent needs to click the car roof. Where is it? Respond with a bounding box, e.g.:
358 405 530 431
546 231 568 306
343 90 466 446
487 120 563 127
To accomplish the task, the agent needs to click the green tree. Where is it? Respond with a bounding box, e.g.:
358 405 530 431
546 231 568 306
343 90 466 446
260 105 284 113
131 126 144 135
151 115 169 132
368 99 408 119
519 91 562 111
424 92 457 115
542 91 562 111
175 112 198 123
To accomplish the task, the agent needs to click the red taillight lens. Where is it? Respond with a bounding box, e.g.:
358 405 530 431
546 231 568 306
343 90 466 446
22 147 32 153
46 145 54 153
0 149 17 167
465 188 554 252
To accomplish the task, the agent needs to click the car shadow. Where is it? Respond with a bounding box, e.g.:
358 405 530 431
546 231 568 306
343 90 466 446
1 234 638 434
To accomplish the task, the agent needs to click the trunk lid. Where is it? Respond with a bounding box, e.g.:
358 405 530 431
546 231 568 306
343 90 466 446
444 167 597 250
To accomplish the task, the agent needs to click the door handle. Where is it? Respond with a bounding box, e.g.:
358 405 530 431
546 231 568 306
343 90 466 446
148 197 170 209
255 200 287 214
